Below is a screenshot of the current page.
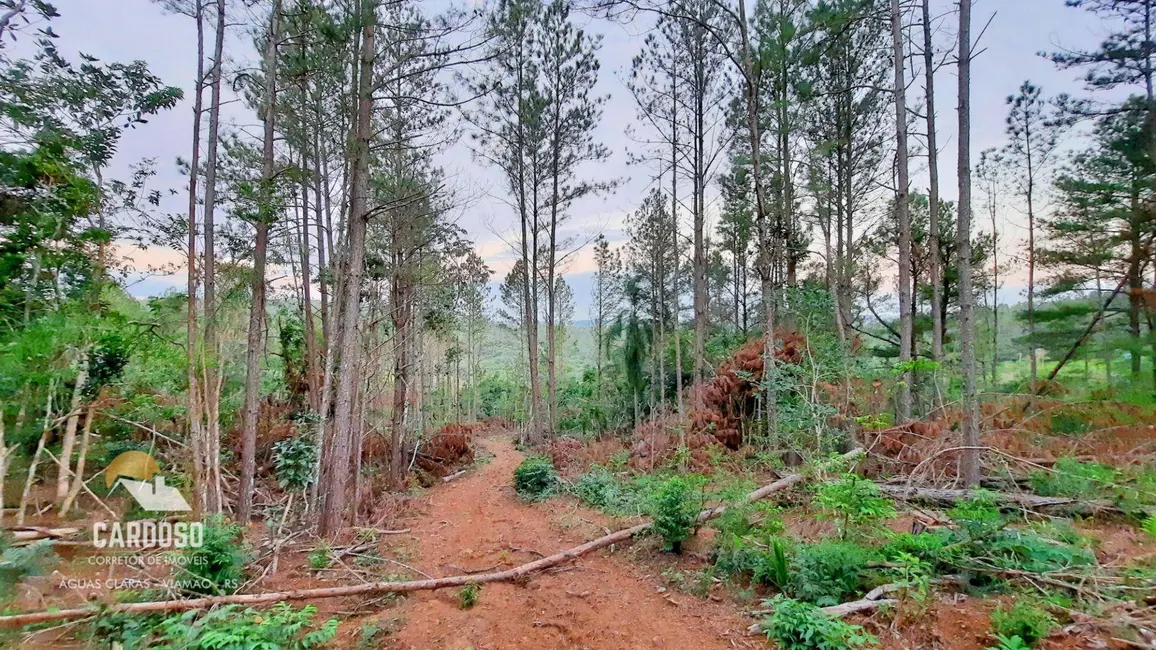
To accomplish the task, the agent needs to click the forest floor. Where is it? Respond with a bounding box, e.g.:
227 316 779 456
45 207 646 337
340 434 1111 650
365 435 760 650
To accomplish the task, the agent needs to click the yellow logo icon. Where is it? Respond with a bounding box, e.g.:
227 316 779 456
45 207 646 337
104 451 191 512
105 450 161 489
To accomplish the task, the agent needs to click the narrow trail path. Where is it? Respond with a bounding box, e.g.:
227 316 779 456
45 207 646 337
389 436 762 650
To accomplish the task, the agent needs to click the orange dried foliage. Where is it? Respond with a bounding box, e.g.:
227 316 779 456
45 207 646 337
683 331 805 450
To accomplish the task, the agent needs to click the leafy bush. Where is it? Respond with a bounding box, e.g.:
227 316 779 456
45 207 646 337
0 538 52 601
814 474 896 539
990 600 1056 647
1030 458 1115 499
273 434 318 490
571 465 632 513
983 528 1095 573
789 540 875 606
882 530 952 567
458 583 480 609
1142 515 1156 537
307 542 331 570
513 456 558 501
751 538 792 590
948 490 1005 540
987 635 1033 650
156 603 337 649
180 515 247 595
648 475 703 553
762 596 878 650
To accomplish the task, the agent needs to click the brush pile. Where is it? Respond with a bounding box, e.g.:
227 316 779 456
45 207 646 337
686 331 805 449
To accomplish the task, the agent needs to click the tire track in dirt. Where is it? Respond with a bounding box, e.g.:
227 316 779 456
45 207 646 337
388 436 763 650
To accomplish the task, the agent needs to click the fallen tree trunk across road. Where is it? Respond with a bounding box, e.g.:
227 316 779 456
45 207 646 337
0 448 865 628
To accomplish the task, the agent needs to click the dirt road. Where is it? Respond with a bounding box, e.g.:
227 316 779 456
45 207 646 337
387 436 762 650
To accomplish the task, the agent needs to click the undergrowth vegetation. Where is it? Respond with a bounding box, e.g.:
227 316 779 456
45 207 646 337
92 603 337 650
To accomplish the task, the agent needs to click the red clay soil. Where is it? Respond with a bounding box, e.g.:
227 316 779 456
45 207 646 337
378 436 764 650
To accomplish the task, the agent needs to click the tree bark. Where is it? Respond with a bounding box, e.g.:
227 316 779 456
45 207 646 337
55 354 87 505
319 0 375 538
198 0 227 515
892 0 913 421
239 0 280 525
956 0 981 487
922 0 943 366
185 0 207 519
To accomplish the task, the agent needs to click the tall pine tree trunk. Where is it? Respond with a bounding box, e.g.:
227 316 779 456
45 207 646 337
239 0 280 524
199 0 227 515
185 0 206 517
892 0 913 420
320 0 374 537
922 0 944 370
956 0 981 487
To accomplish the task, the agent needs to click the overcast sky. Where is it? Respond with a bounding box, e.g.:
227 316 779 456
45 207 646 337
38 0 1127 316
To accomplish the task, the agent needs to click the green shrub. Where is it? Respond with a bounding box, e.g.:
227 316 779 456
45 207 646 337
571 466 631 513
513 456 558 501
307 542 331 570
180 515 247 595
648 475 703 553
984 528 1095 573
948 490 1004 540
882 530 952 567
990 600 1056 647
157 602 337 649
762 596 877 650
814 474 896 539
987 635 1032 650
273 434 318 490
1029 458 1116 499
0 538 52 602
1048 411 1089 436
789 540 875 606
751 538 792 590
458 583 480 609
1142 515 1156 537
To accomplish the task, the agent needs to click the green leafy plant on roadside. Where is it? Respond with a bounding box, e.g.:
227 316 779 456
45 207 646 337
752 538 792 590
987 634 1033 650
948 490 1004 540
762 596 878 650
155 602 337 650
0 538 52 601
513 456 558 501
789 540 875 606
180 515 247 595
814 474 896 539
990 600 1056 647
307 541 332 570
1142 515 1156 537
458 583 480 609
648 475 704 553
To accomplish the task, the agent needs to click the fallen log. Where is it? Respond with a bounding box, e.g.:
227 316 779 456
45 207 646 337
0 448 864 628
877 485 1130 515
747 595 899 634
5 526 81 543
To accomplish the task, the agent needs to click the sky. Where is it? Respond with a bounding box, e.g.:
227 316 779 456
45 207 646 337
32 0 1126 317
